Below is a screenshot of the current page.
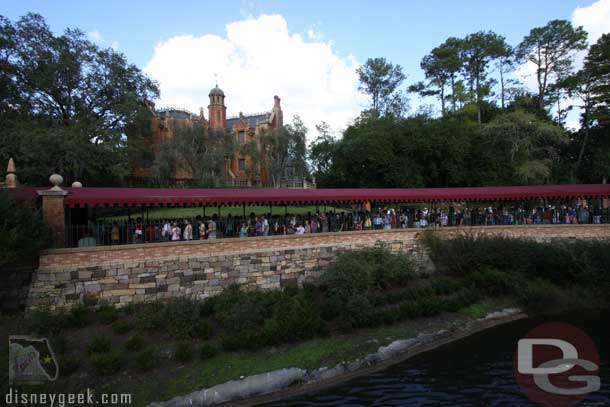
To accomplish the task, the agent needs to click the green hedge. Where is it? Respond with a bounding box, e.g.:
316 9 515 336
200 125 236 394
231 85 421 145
421 232 610 288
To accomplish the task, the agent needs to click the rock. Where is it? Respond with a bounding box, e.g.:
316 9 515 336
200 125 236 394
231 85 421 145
146 368 307 407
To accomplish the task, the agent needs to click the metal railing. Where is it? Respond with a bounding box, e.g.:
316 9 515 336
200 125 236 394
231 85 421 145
62 206 610 248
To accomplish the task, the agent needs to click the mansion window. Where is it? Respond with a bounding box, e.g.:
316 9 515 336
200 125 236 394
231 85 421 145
238 131 245 145
238 158 246 171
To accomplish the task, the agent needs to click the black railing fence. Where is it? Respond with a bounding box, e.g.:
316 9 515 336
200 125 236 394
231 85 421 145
64 205 610 249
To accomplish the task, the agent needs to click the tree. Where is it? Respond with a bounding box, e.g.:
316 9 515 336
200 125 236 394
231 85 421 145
0 191 49 267
356 58 407 118
411 38 463 115
0 13 159 185
153 122 234 187
555 71 594 175
481 111 567 184
516 19 588 110
583 33 610 124
460 31 509 124
309 122 337 181
242 116 308 188
495 45 517 109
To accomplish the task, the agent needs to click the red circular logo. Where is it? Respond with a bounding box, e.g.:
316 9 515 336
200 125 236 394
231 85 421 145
514 322 600 407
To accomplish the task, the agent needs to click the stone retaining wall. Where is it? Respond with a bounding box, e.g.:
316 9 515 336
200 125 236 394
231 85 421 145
27 225 610 309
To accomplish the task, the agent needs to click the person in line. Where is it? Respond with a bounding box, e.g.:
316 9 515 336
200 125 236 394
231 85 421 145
207 217 217 239
171 223 181 241
162 220 171 242
183 220 193 240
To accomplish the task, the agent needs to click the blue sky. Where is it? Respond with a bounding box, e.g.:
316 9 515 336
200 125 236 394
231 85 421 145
2 0 607 133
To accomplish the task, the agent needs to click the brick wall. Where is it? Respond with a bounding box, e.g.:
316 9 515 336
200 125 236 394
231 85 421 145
27 225 610 309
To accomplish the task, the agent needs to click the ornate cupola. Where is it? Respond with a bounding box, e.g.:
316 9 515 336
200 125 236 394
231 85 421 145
208 84 227 129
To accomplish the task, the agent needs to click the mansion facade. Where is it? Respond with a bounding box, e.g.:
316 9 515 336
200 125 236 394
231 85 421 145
133 86 312 188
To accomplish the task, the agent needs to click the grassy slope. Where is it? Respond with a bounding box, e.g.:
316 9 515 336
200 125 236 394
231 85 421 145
99 301 507 406
1 300 506 407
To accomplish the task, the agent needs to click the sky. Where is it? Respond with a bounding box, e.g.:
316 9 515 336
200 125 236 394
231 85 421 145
2 0 610 136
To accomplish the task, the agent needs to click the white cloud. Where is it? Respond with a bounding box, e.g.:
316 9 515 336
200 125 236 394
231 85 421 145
307 28 323 41
88 29 119 50
573 0 610 44
144 14 365 141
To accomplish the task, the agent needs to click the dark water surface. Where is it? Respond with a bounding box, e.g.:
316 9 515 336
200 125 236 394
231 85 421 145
263 310 610 407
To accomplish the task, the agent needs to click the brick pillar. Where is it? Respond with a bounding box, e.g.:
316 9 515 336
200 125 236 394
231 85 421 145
37 174 69 248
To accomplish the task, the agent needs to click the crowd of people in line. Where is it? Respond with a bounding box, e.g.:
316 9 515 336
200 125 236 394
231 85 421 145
71 202 610 247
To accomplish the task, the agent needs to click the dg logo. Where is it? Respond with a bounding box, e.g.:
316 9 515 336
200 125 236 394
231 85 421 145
514 322 601 407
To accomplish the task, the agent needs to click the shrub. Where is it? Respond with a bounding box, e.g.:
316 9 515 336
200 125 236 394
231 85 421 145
398 301 421 319
422 233 610 289
220 331 261 351
82 295 98 307
87 336 111 354
191 320 214 339
111 320 133 334
174 342 193 362
416 297 444 317
125 334 145 351
350 241 415 289
135 302 166 331
51 336 67 355
442 288 481 312
199 343 219 359
261 295 328 345
0 190 49 267
515 279 581 314
163 298 207 338
59 354 80 376
431 276 463 295
320 254 372 312
459 303 489 319
29 307 65 335
65 304 94 328
199 299 215 318
97 305 119 325
135 348 159 371
90 351 123 375
213 286 267 334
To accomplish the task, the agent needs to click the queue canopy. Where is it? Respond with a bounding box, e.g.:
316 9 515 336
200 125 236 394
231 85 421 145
10 184 610 208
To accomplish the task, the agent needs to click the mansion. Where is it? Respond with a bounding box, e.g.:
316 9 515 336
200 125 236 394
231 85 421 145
133 86 312 188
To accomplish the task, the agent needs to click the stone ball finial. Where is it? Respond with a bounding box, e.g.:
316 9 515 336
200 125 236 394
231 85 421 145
49 173 64 191
71 181 83 188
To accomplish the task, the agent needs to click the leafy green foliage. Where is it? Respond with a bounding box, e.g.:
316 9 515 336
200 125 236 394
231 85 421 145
87 336 112 355
241 115 309 188
111 319 133 334
65 304 94 328
0 13 159 185
356 57 407 118
199 343 219 360
422 233 610 289
174 342 193 362
0 191 49 267
90 351 124 375
516 19 588 110
135 348 159 371
124 334 145 351
59 354 80 376
481 111 567 184
97 305 119 325
152 122 234 187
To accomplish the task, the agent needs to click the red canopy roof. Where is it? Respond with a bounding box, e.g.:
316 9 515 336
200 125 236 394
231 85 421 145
9 184 610 208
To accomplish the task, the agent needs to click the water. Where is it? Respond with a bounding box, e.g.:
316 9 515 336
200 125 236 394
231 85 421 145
264 310 610 406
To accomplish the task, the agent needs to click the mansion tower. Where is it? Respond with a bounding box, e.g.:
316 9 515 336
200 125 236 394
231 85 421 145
133 86 285 187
